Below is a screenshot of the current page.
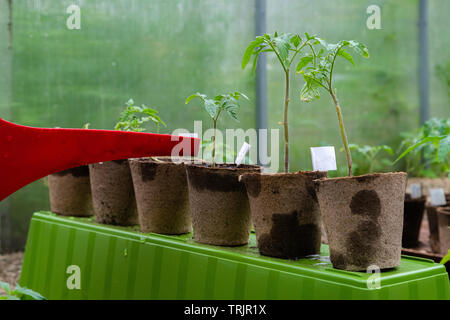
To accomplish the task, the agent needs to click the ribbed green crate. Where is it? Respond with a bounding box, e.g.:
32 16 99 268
20 212 450 300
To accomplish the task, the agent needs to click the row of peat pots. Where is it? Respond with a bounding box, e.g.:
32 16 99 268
48 157 449 272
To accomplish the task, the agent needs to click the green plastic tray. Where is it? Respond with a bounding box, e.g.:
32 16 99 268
20 212 450 300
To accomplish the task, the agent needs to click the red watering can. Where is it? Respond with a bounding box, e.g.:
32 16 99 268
0 118 200 201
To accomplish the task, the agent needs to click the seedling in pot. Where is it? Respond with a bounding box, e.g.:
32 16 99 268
242 32 317 172
90 99 166 226
299 35 370 176
185 92 248 167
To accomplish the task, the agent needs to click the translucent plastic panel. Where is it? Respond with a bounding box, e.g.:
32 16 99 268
2 0 255 251
265 0 438 173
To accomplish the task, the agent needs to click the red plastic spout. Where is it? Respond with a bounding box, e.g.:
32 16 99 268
0 118 200 201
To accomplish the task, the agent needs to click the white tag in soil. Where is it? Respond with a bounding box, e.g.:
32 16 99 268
410 183 422 199
310 146 337 171
178 133 198 138
235 142 251 166
429 188 446 206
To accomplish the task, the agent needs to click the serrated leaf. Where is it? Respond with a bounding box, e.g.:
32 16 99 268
274 37 290 63
242 37 264 69
296 55 313 73
300 75 321 102
290 34 301 47
204 99 218 119
348 40 370 58
337 49 355 65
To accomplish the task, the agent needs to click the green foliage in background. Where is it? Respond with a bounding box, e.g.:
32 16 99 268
344 144 393 176
0 281 46 300
298 34 369 176
114 99 166 132
395 118 450 177
185 92 248 166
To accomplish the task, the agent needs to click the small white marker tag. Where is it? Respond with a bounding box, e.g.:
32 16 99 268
178 133 198 138
235 142 251 166
429 188 446 206
310 146 337 171
410 183 422 199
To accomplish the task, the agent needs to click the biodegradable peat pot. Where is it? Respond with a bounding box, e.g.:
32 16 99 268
48 166 93 217
314 172 407 271
240 171 327 259
436 206 450 255
402 194 426 248
89 160 138 226
129 157 192 234
186 163 261 246
426 194 450 254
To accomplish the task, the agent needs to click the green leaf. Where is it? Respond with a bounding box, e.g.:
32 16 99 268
0 281 11 295
296 55 313 73
13 284 46 300
204 99 218 119
274 37 290 63
300 74 321 102
438 135 450 161
394 136 443 163
185 92 206 104
290 34 301 47
242 37 264 69
348 40 370 58
337 49 355 65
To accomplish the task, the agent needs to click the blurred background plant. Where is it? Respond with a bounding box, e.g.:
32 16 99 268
395 118 450 178
341 144 393 176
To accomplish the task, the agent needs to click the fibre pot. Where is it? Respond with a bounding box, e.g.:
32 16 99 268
436 206 450 255
89 160 138 226
185 163 261 246
314 172 407 271
402 193 426 248
129 157 192 234
48 166 93 217
426 194 450 254
240 171 327 259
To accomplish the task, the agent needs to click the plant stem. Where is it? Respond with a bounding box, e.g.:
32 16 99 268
212 119 217 167
283 69 290 172
329 89 352 176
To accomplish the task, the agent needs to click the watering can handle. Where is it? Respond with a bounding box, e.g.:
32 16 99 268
0 118 200 201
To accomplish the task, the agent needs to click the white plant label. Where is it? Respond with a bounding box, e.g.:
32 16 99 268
235 142 251 166
429 188 446 206
178 133 198 138
310 146 337 171
410 183 422 199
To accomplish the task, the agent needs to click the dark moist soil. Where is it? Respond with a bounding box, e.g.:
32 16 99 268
402 194 426 248
187 163 260 193
52 165 89 177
